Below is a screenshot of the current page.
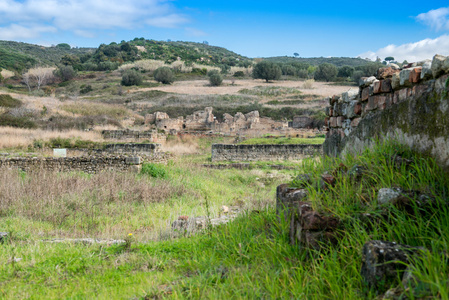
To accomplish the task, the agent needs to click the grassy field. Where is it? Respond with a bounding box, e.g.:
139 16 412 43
240 136 325 145
0 140 447 299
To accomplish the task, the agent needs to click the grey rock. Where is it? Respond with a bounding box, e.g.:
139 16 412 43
0 232 8 243
420 60 433 80
378 188 402 205
345 100 359 119
391 73 401 90
399 69 412 86
389 63 400 70
431 54 448 78
342 90 359 102
359 76 377 87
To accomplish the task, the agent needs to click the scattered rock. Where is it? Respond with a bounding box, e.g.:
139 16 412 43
0 232 8 243
320 174 336 188
378 188 403 205
361 240 424 292
276 184 308 220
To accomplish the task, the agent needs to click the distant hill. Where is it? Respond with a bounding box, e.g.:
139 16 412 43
263 56 372 67
0 41 95 72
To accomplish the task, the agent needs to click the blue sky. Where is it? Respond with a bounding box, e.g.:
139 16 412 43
1 0 449 62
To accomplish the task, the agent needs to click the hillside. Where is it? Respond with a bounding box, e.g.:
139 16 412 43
264 56 372 67
0 40 95 72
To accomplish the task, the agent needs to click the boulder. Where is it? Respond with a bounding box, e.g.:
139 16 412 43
420 60 433 80
377 188 402 205
342 90 359 102
359 76 377 87
399 69 412 86
431 54 448 78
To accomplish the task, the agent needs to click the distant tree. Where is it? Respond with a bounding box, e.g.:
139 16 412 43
208 70 223 86
385 56 395 62
22 67 55 91
121 69 142 86
0 67 3 84
281 64 296 76
337 65 354 78
54 65 76 82
153 67 174 84
56 43 71 50
314 63 338 82
252 61 282 82
352 70 365 84
203 41 209 45
293 53 299 57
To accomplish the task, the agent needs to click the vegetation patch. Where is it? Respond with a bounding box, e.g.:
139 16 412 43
239 86 302 97
61 103 131 119
0 94 22 108
239 137 325 145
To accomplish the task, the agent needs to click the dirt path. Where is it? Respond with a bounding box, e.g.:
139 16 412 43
133 79 356 97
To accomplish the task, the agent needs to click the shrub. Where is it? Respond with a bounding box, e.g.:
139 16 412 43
80 85 93 94
208 70 223 86
252 61 282 82
297 69 308 79
233 71 245 77
153 67 174 84
140 163 167 178
337 65 354 78
121 69 143 86
0 114 37 128
352 70 365 84
54 65 76 82
0 94 22 108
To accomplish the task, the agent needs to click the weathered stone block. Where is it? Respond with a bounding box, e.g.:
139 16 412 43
431 54 447 78
377 67 400 79
373 80 381 94
351 118 361 127
354 103 362 115
380 79 392 93
336 116 344 128
391 73 401 90
360 76 377 87
377 95 387 110
329 117 337 128
399 69 412 86
361 87 370 101
365 96 378 112
361 240 423 292
409 67 422 83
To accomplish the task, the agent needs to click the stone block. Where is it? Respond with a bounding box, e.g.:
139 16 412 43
373 80 381 94
329 117 337 128
325 106 333 117
420 60 433 80
336 116 344 127
377 67 400 79
399 69 412 86
380 79 392 93
351 118 361 127
431 54 447 78
333 102 344 116
354 103 362 115
409 67 422 83
365 96 378 112
359 76 376 87
361 240 424 292
377 95 387 110
391 73 400 90
324 117 329 127
125 157 141 165
342 90 358 102
361 87 370 101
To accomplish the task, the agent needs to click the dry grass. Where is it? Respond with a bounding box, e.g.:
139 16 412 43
0 168 185 238
1 69 14 79
61 102 132 119
0 127 103 149
302 79 315 89
162 135 200 155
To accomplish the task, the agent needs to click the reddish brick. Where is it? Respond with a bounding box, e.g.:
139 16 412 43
380 79 392 93
385 94 393 108
354 103 362 115
361 87 370 101
330 117 337 128
373 80 382 94
324 117 329 127
365 96 378 111
409 67 422 83
336 116 344 127
397 88 410 103
351 118 361 127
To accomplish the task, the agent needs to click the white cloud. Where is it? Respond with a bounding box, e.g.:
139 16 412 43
416 7 449 31
0 0 189 39
0 24 56 40
184 27 207 37
358 35 449 62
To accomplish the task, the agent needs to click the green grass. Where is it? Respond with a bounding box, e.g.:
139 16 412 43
61 102 132 119
0 141 447 299
239 86 302 97
240 136 325 145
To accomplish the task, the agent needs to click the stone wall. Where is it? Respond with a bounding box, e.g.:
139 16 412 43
211 144 322 162
104 143 161 155
323 54 449 170
101 129 166 143
0 156 143 174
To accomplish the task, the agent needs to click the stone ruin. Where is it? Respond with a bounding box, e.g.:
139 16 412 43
145 107 289 135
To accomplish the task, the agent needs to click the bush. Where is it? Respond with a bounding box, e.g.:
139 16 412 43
140 163 167 178
352 70 365 85
153 67 174 84
80 85 93 94
337 65 354 78
121 69 143 86
0 114 36 128
314 63 338 82
233 71 245 77
54 65 76 82
208 70 223 86
0 94 22 108
296 69 308 79
252 61 282 82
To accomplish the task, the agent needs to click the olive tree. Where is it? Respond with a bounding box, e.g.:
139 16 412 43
314 63 338 82
153 67 174 84
252 61 281 82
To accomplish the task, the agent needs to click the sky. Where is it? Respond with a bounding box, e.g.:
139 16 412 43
1 0 449 62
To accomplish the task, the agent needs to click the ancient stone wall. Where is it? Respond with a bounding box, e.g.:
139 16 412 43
101 129 166 143
323 54 449 170
0 156 145 174
104 143 161 155
211 144 322 162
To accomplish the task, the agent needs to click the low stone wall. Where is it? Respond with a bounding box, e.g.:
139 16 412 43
102 130 166 143
0 156 144 174
104 143 161 155
211 144 322 162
